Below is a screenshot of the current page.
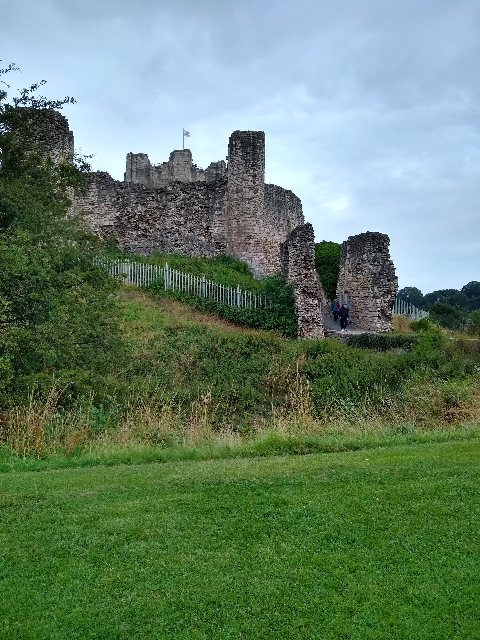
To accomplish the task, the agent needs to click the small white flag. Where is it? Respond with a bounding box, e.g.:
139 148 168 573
183 129 190 137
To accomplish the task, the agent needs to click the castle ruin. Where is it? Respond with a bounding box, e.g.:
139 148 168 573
337 233 398 332
10 108 398 337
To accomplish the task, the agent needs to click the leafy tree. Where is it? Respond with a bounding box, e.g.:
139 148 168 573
461 281 480 299
396 287 424 308
465 297 480 312
469 309 480 335
0 64 122 407
461 282 480 311
422 302 469 330
422 289 469 310
314 241 341 300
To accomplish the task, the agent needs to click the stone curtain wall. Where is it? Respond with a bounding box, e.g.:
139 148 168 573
13 108 399 337
75 172 228 257
336 232 398 332
263 184 305 273
120 131 304 277
125 151 226 188
281 223 325 338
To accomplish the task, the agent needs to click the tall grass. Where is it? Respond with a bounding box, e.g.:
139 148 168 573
1 287 479 460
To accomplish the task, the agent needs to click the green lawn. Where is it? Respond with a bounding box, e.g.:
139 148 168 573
1 440 479 639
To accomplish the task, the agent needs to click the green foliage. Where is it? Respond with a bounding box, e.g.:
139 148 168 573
314 240 341 299
423 288 469 310
346 332 420 352
410 322 445 353
468 309 480 335
398 284 480 314
461 281 480 299
122 250 263 292
0 70 123 408
423 302 469 329
149 271 298 337
410 316 432 332
397 286 424 307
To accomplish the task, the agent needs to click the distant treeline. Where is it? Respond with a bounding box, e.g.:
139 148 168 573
397 283 480 330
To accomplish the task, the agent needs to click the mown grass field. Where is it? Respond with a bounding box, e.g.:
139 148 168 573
1 439 479 639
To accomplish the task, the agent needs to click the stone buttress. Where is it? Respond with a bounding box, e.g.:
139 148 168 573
281 223 325 338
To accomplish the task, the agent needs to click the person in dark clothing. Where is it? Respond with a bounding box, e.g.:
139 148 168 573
338 304 349 331
330 298 340 322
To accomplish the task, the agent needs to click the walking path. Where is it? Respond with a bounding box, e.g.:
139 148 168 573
322 313 367 335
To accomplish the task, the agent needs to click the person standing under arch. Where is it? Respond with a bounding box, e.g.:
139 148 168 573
339 304 349 332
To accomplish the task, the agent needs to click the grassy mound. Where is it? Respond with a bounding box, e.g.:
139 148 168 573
2 286 479 462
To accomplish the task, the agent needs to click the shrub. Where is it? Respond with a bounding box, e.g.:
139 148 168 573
149 272 298 337
0 74 123 409
346 333 420 352
314 241 341 300
410 317 432 332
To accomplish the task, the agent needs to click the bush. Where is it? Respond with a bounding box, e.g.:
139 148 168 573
468 309 480 335
314 241 341 300
410 317 432 332
346 333 420 352
300 339 408 414
149 271 298 337
423 302 469 329
0 78 123 409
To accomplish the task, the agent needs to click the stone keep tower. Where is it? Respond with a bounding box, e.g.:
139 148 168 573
225 131 268 277
336 232 398 332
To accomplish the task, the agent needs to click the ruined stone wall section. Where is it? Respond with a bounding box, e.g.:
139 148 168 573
281 223 325 338
121 136 302 277
336 232 398 332
225 131 269 276
263 184 305 273
125 151 226 188
124 153 152 186
205 160 227 183
75 172 228 257
10 108 74 163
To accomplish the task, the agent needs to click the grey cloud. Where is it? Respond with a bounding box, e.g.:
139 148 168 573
1 0 479 292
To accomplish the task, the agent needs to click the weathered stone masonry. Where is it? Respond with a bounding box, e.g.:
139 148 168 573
13 107 398 336
76 171 229 257
337 232 398 332
125 150 226 187
76 129 304 279
9 107 74 163
281 223 325 338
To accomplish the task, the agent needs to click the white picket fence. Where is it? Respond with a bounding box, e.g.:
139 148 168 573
394 297 429 320
104 259 268 309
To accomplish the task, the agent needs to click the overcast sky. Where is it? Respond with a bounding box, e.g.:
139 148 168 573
2 0 479 293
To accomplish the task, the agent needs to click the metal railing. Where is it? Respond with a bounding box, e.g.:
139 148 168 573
394 297 429 320
103 259 268 309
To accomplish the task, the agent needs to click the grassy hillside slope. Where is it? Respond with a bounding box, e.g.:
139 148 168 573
3 285 479 466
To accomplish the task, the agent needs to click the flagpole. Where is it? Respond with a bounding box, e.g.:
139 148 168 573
182 128 184 150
